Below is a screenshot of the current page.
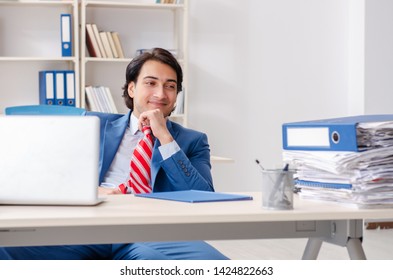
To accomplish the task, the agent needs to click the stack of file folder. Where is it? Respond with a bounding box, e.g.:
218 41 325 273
282 115 393 208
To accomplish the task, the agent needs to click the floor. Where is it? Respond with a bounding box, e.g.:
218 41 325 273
207 227 393 260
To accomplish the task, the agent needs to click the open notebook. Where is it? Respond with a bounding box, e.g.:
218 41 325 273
135 190 253 203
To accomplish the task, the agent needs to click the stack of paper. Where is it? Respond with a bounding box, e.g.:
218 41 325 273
282 115 393 208
357 121 393 150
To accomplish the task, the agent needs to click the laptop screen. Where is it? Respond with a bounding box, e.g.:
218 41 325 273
0 115 101 205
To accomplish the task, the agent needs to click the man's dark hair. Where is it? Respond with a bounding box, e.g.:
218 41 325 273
122 48 183 109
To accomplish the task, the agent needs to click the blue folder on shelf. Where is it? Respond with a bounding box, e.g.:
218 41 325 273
61 14 72 57
282 114 393 152
39 71 55 105
54 71 65 106
135 190 253 203
64 70 76 106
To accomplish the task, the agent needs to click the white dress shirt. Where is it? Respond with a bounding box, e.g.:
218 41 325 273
100 113 179 188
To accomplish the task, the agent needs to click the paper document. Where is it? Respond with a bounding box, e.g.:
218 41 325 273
283 115 393 208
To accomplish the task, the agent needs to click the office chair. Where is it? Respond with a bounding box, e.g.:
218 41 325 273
4 105 86 116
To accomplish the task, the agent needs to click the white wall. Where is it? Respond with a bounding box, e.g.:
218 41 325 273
348 0 393 115
188 0 352 191
364 0 393 114
4 0 393 193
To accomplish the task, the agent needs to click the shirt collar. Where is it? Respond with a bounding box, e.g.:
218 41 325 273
130 112 140 135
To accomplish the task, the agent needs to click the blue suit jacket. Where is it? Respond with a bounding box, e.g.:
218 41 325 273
86 111 214 192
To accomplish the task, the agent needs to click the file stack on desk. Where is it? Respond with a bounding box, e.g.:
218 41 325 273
282 115 393 208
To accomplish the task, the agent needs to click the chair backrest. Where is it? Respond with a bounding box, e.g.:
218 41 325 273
4 105 86 116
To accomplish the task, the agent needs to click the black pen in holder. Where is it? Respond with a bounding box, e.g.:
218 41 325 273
260 165 294 210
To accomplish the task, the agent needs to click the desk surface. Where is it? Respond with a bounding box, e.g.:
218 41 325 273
2 192 393 254
1 192 393 229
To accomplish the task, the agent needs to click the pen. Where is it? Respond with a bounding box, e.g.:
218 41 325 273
255 159 265 171
268 163 290 203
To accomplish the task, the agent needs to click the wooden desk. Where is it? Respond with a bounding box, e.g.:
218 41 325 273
1 193 393 259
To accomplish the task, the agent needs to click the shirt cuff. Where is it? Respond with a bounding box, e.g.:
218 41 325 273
100 182 116 188
158 140 180 160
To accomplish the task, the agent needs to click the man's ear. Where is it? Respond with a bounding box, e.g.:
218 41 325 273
128 82 135 98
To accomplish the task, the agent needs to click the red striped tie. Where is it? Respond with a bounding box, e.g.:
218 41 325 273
119 126 154 194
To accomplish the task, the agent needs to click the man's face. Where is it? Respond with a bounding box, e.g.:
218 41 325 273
128 60 178 118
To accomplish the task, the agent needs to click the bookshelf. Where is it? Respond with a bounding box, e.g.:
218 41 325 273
80 0 189 126
0 0 188 126
0 0 79 110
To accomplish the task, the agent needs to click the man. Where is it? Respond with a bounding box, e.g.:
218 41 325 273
0 48 228 260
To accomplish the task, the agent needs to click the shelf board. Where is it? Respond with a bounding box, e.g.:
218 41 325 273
0 57 77 62
84 1 183 10
0 0 75 7
84 57 184 64
84 57 131 63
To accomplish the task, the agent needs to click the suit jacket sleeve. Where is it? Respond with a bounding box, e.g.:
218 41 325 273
156 131 214 192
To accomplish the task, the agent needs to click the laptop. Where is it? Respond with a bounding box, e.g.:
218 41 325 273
0 115 103 205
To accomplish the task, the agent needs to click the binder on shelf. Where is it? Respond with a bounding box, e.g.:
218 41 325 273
60 14 72 57
39 71 55 105
54 71 65 106
64 70 76 107
282 115 393 152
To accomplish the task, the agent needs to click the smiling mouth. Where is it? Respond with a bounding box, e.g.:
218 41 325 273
149 101 167 107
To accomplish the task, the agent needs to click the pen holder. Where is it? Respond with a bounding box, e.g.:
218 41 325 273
261 169 295 210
